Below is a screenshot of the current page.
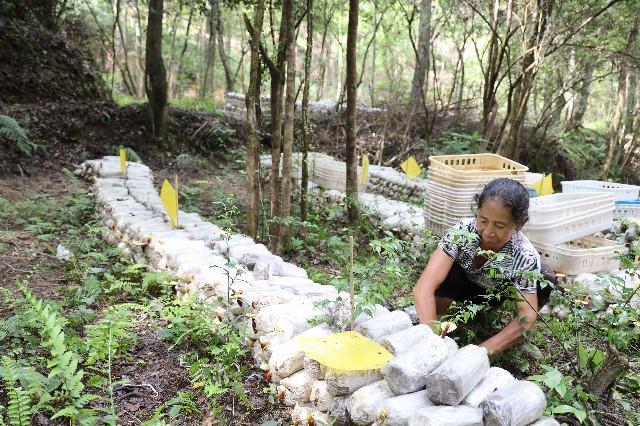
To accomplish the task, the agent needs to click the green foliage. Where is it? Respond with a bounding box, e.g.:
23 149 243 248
529 365 591 423
159 299 250 414
0 357 39 426
192 124 235 154
166 391 200 419
116 146 142 163
0 114 37 156
19 286 85 400
434 131 488 155
84 304 141 365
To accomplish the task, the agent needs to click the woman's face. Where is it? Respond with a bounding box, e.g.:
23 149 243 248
476 198 518 253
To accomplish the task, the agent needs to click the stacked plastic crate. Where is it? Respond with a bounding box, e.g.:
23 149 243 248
562 180 640 221
423 154 528 237
310 156 369 192
526 191 625 275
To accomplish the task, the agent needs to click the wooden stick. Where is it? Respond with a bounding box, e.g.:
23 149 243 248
350 235 355 331
174 174 179 228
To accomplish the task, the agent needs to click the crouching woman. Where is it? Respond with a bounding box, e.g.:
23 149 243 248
413 178 555 355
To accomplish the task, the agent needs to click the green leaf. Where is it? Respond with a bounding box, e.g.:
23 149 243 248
543 368 563 389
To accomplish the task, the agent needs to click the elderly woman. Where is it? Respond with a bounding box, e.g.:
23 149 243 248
413 178 555 355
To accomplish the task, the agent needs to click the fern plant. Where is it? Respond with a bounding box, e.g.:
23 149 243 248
18 285 91 421
0 115 37 156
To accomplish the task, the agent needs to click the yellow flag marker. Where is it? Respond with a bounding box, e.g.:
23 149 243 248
119 148 127 177
533 173 554 196
296 331 394 371
400 156 422 180
160 179 179 228
359 155 369 183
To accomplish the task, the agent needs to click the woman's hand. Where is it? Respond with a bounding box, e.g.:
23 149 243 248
480 292 538 355
413 248 454 328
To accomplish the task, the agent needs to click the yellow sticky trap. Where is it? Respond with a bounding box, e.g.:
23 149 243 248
533 174 554 196
119 148 127 177
160 179 179 228
296 331 394 371
400 156 422 180
359 155 369 183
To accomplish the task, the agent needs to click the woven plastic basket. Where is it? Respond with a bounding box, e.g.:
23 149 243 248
534 236 624 275
429 153 528 177
523 205 614 245
561 180 640 201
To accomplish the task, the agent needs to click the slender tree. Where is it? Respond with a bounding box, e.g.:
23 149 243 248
409 0 432 114
300 0 314 220
277 1 297 252
604 15 640 177
145 0 169 147
345 0 359 224
245 0 265 239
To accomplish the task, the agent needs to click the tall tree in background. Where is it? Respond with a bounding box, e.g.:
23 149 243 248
408 0 432 114
603 15 640 178
496 0 554 160
300 0 314 220
145 0 169 147
201 0 218 98
345 0 359 224
277 0 297 251
244 0 265 239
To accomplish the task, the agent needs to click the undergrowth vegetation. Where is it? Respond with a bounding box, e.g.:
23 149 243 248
0 173 267 424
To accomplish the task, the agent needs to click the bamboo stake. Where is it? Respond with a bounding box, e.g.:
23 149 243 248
350 235 355 331
175 174 179 228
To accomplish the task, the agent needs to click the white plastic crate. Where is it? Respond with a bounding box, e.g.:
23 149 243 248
534 236 624 275
613 201 640 220
429 153 528 177
528 193 614 225
523 205 614 245
427 168 526 186
561 180 640 201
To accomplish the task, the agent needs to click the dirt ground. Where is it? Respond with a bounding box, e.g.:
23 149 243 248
0 156 289 425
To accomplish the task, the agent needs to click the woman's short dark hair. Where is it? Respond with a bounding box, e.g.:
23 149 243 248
473 178 530 225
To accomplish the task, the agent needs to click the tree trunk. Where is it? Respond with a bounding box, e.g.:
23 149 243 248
171 7 194 98
268 0 294 250
587 344 629 398
625 67 638 135
215 0 235 92
497 0 554 161
345 0 359 224
245 0 265 239
409 0 432 114
277 5 297 253
201 0 218 98
300 0 314 220
145 0 169 148
565 57 596 131
482 0 513 141
604 16 640 178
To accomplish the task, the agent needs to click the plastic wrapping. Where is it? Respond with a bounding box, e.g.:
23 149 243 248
382 334 448 395
355 310 413 341
462 367 515 407
425 345 489 405
379 324 434 355
407 406 483 426
480 380 546 426
347 380 394 425
376 390 433 426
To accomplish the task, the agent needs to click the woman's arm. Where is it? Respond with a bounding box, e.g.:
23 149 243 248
479 292 538 355
413 248 454 326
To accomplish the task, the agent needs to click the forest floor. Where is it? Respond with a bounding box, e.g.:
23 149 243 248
2 101 639 425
